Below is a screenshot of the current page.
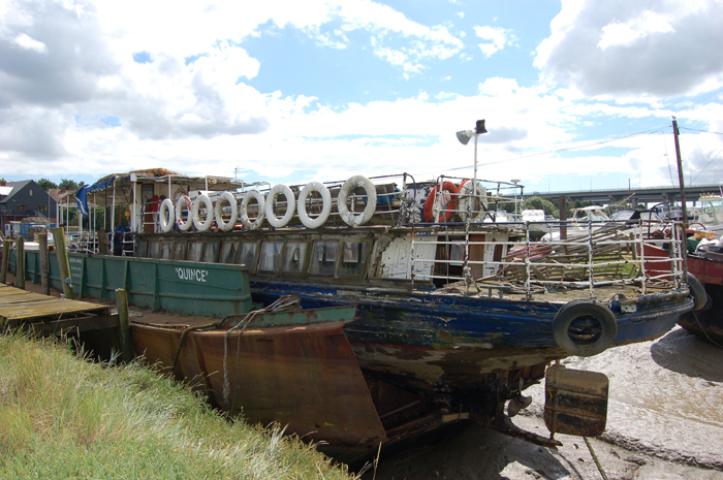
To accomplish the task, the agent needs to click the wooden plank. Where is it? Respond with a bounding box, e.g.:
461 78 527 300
0 302 108 321
0 292 59 305
0 283 108 322
17 313 119 335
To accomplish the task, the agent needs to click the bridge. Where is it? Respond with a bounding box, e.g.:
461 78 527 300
523 184 721 206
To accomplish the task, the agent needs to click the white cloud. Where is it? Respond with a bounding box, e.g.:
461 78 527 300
0 0 721 194
473 25 517 58
535 0 723 96
13 32 46 53
597 10 674 50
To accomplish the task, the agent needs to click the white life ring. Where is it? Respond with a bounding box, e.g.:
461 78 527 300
239 190 266 230
297 181 331 229
191 194 214 232
214 191 238 232
458 180 488 222
175 195 193 231
337 175 377 226
265 184 296 228
158 198 175 233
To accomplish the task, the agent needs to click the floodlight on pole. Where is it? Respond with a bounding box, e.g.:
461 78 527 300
456 119 488 197
456 130 474 145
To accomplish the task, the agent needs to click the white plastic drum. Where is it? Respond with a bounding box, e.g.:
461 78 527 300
239 190 266 230
337 175 377 226
297 181 331 229
265 184 297 228
458 180 488 223
158 198 175 233
175 195 193 231
191 194 214 232
214 191 238 232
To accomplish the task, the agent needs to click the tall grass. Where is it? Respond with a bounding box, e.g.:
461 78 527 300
0 333 356 479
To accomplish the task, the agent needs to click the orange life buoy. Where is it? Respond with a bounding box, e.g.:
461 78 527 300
423 181 461 222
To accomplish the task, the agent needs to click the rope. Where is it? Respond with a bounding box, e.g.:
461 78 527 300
584 436 609 480
221 295 300 407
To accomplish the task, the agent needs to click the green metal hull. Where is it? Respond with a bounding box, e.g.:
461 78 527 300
10 251 253 318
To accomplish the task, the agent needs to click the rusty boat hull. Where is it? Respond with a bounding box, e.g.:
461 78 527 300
130 311 389 452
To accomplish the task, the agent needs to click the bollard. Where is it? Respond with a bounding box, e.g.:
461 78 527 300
50 227 75 299
115 288 133 361
16 237 25 289
0 238 11 284
38 232 49 295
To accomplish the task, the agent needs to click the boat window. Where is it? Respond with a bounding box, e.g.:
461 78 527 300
171 239 187 260
259 240 283 272
136 238 148 257
239 242 258 271
149 240 161 259
219 240 236 264
188 240 204 262
309 240 338 276
282 241 309 274
159 239 172 260
202 240 220 263
339 240 369 277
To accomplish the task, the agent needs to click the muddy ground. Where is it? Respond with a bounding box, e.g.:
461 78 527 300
367 327 723 480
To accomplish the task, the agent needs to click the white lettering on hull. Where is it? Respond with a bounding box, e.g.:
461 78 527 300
175 267 209 283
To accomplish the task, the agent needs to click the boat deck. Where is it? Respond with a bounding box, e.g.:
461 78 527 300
435 281 683 304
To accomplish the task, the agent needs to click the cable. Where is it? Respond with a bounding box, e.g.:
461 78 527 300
680 126 723 136
443 125 669 173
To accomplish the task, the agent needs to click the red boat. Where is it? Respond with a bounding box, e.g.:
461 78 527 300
644 242 723 344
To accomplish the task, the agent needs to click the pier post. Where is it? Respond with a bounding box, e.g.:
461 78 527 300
50 227 75 299
16 237 25 289
116 288 133 361
98 230 109 255
38 232 49 295
0 238 10 284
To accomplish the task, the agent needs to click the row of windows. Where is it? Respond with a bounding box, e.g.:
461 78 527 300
150 237 372 279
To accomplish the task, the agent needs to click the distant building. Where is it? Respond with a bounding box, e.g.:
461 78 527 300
0 180 58 230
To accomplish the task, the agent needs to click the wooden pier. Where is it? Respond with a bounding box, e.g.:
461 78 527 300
0 282 116 335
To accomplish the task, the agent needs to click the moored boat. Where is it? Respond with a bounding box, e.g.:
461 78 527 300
28 166 697 452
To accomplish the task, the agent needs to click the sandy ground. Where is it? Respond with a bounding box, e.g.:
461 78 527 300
368 327 723 480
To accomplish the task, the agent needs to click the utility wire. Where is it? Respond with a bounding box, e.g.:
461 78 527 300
679 126 723 136
444 125 669 172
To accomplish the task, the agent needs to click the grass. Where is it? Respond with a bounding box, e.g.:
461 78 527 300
0 333 356 479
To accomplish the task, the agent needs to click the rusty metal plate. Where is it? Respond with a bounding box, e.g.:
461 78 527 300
131 319 388 450
544 364 608 437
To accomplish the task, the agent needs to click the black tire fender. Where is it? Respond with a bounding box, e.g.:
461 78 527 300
687 273 709 311
553 300 618 357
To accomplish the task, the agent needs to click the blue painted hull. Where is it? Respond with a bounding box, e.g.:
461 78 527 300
252 279 692 391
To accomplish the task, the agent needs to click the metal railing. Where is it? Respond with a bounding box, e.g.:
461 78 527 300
409 219 687 299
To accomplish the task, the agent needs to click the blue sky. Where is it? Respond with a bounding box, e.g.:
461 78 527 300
1 0 722 193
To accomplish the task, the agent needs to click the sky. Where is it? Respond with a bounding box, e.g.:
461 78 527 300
1 0 722 194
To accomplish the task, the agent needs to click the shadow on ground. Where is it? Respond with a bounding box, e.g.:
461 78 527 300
650 328 723 382
361 421 576 480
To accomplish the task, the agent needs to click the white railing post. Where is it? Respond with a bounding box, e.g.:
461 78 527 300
524 221 531 300
638 220 647 294
587 219 594 298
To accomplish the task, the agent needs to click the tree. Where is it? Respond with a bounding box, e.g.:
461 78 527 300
0 178 6 186
58 179 79 191
37 178 58 190
524 196 560 218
